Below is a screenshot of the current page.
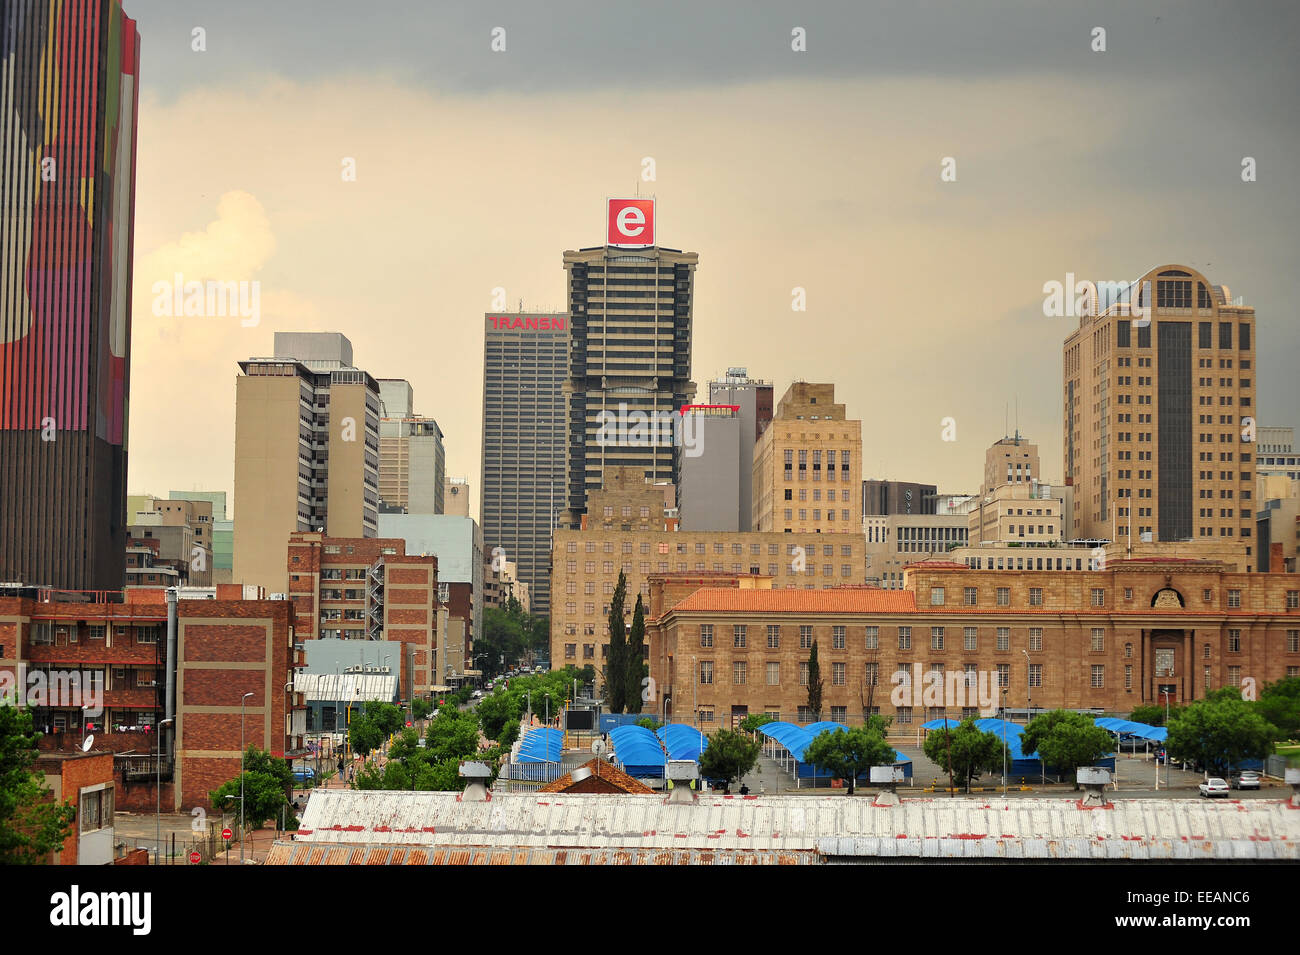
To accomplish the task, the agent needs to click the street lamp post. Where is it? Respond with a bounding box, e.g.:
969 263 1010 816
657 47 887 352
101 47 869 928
155 718 174 864
1001 687 1008 795
239 691 254 864
544 693 550 727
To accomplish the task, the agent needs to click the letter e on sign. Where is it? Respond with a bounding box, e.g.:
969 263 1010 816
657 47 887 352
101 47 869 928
607 198 655 247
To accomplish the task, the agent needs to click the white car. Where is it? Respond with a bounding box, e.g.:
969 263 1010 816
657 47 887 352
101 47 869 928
1231 771 1261 790
1198 777 1230 798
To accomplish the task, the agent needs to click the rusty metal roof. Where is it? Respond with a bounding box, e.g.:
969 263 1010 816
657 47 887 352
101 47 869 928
265 842 814 865
288 790 1300 861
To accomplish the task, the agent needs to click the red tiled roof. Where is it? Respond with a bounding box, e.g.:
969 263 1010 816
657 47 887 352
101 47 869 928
537 758 655 795
667 588 918 614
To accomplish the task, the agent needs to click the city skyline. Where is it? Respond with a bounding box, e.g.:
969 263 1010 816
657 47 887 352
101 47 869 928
116 0 1300 519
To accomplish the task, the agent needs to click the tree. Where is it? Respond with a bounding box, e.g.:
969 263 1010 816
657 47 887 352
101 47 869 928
1167 697 1277 776
1020 710 1117 789
698 729 761 792
411 698 434 721
348 713 384 757
209 770 292 829
636 717 662 732
424 710 481 763
803 724 896 795
921 719 1004 791
738 713 776 736
606 571 628 712
805 641 824 721
625 594 647 714
365 700 404 738
241 745 293 792
1129 703 1181 727
0 705 76 864
1258 677 1300 740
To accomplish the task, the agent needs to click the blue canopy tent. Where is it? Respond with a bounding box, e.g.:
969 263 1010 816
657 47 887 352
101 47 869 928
609 725 668 777
921 717 1115 780
656 723 709 761
758 721 913 785
516 727 563 762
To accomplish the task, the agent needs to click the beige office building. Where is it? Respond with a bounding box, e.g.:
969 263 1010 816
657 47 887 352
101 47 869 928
551 467 864 677
982 434 1040 496
753 383 863 535
233 334 380 595
1064 266 1257 555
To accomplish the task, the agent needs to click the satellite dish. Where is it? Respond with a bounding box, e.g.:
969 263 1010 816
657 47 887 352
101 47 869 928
82 735 94 752
591 739 606 756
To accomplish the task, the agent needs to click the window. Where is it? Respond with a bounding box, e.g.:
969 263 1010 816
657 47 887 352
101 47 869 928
1028 588 1043 606
1288 630 1299 653
930 627 945 651
1091 665 1105 688
700 661 714 685
136 627 159 645
1091 628 1104 652
832 662 846 685
733 661 747 685
700 625 713 648
1227 589 1241 608
898 626 912 651
864 662 878 686
1155 648 1175 677
963 587 978 606
865 626 879 650
1028 664 1042 688
1228 629 1241 653
930 587 945 606
767 662 780 685
1288 591 1299 610
997 627 1009 651
830 706 847 722
79 786 113 834
1091 588 1105 607
896 706 913 725
997 664 1009 688
565 643 576 659
1028 628 1043 651
832 626 846 650
1125 665 1133 690
799 625 813 649
699 709 715 724
799 662 809 686
1227 665 1241 688
1126 642 1134 659
996 587 1010 607
767 625 781 649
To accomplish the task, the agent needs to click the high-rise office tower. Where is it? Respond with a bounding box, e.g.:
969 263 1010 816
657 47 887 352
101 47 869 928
560 199 697 527
702 368 773 531
233 333 380 594
983 434 1040 496
481 311 567 615
377 378 445 514
1063 265 1257 551
752 382 863 534
0 0 140 590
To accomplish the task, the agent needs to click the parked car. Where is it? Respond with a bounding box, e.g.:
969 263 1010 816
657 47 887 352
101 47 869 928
1199 777 1230 798
292 768 315 784
1231 770 1261 790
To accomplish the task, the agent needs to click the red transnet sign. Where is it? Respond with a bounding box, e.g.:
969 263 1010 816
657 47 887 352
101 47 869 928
607 198 655 247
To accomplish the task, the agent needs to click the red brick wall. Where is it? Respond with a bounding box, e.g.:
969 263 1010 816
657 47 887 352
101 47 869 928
183 625 272 661
37 753 114 865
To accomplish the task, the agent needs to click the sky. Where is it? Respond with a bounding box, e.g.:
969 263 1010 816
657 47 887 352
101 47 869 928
123 0 1300 520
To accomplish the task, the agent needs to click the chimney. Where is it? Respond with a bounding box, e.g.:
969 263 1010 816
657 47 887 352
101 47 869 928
870 765 904 806
1271 542 1284 573
665 760 698 803
1077 767 1112 807
459 761 492 801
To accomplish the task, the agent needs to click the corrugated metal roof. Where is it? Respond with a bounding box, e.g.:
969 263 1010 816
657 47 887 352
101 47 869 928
290 790 1300 861
265 841 814 865
295 672 397 703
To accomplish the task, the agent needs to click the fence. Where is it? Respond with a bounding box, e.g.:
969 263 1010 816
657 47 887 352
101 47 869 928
502 760 563 783
1264 754 1288 779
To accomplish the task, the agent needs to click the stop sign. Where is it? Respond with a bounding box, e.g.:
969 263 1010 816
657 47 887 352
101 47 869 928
222 827 233 841
189 851 201 864
406 721 413 728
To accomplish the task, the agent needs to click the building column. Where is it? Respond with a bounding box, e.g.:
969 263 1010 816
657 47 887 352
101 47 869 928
1140 628 1151 704
1183 631 1194 703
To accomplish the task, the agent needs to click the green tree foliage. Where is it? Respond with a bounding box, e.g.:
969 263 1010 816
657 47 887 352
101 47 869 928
411 698 434 721
806 641 823 720
210 772 291 829
921 719 1005 791
803 723 896 795
348 712 384 757
698 729 761 791
606 571 628 711
738 713 776 736
477 597 548 677
625 594 647 714
0 705 76 864
636 717 662 732
424 710 482 763
475 670 577 739
1167 697 1278 775
364 700 405 738
1258 677 1300 740
1128 703 1182 727
1020 710 1117 789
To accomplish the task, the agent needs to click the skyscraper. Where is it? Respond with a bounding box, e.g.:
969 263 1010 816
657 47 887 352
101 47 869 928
0 0 140 590
560 198 697 527
752 382 863 534
481 311 567 615
377 378 445 514
1063 265 1257 552
233 333 380 594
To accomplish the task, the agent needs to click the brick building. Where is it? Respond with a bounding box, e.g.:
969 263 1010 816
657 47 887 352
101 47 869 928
0 586 304 812
551 470 866 684
38 751 116 865
646 561 1300 730
286 532 442 698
